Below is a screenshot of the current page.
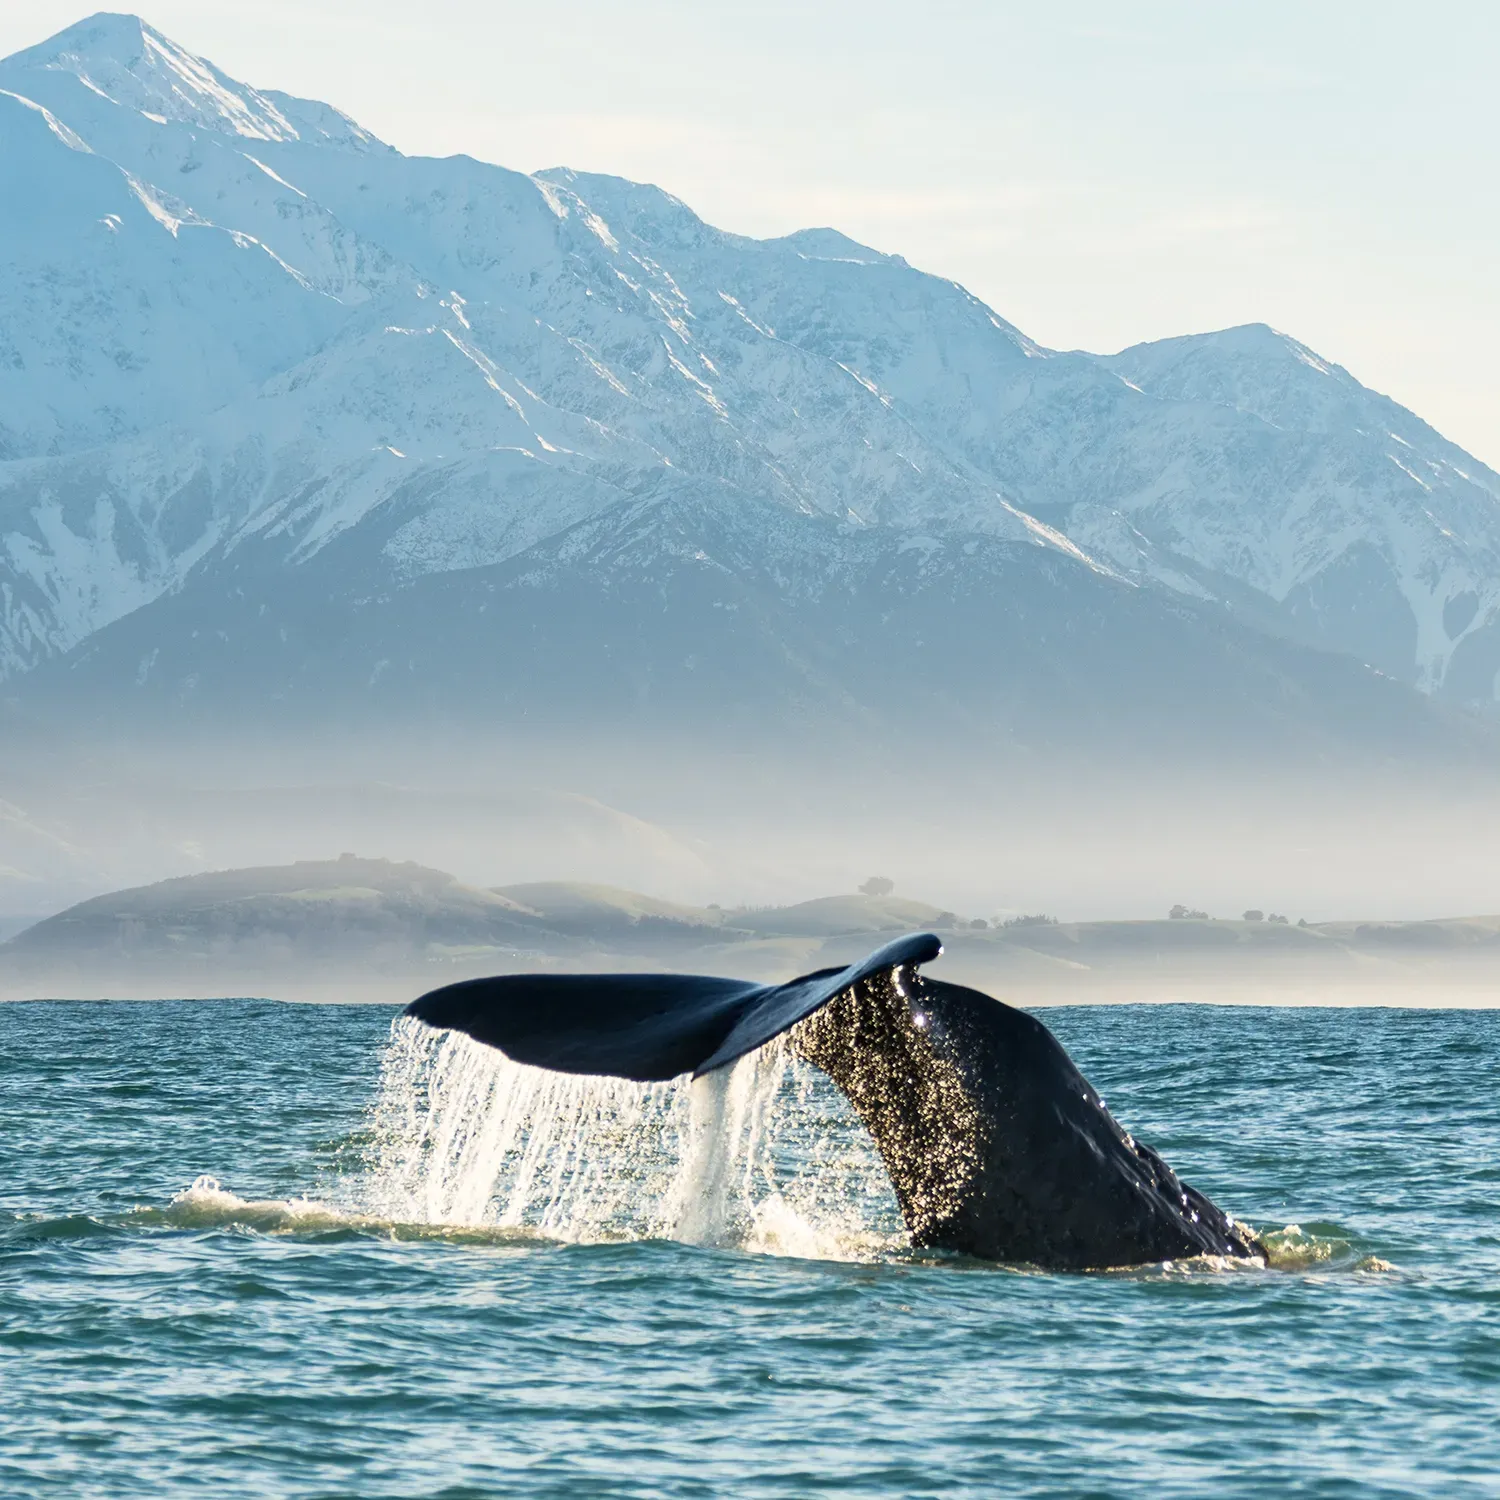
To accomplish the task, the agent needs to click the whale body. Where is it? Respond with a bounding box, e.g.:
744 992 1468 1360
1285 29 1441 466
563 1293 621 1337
404 933 1264 1270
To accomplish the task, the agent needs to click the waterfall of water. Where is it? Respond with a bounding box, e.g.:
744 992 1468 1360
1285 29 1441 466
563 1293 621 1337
356 1018 903 1259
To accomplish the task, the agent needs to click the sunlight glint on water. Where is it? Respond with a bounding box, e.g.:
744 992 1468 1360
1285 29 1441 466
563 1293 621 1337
5 1001 1499 1498
357 1018 905 1258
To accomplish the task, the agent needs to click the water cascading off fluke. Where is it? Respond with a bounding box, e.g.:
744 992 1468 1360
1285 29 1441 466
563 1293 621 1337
355 1018 903 1259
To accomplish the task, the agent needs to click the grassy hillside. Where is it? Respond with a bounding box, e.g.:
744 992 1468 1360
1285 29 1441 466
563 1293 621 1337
492 882 724 931
727 894 952 938
3 860 1499 1003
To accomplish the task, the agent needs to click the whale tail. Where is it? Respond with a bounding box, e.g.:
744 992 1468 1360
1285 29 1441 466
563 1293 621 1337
404 934 1263 1270
789 967 1263 1267
403 932 941 1081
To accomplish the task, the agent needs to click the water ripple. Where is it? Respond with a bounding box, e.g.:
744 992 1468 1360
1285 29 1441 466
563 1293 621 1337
1 999 1497 1497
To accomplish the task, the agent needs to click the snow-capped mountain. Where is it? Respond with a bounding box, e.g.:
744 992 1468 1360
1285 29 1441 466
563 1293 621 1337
1087 327 1500 698
1 13 1498 766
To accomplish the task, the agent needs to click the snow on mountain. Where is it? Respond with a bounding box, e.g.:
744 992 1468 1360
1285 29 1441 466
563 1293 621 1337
3 12 382 150
0 85 351 463
1 12 1498 742
1088 326 1500 698
0 18 1081 678
514 173 1500 705
42 477 1490 782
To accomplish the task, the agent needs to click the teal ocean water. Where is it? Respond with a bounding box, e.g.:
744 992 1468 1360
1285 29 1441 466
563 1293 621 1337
3 998 1497 1497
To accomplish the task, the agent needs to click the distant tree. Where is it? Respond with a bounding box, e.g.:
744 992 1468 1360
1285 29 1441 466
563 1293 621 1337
1000 913 1058 928
969 917 988 929
1268 913 1289 925
1243 909 1264 922
859 876 895 898
1169 905 1209 919
1297 918 1309 928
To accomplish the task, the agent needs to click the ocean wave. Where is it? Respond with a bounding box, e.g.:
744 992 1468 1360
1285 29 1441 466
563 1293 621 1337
3 1184 1396 1279
144 1174 557 1246
1259 1221 1396 1273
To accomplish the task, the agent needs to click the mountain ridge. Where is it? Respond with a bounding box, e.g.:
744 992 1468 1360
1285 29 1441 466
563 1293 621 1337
2 11 1498 772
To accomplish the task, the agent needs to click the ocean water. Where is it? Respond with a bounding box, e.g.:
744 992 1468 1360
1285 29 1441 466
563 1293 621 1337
2 998 1497 1498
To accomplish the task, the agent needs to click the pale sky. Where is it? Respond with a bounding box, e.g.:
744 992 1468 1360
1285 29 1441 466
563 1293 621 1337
6 1 1497 466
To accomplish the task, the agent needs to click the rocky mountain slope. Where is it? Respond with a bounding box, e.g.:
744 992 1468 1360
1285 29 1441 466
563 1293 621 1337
1 12 1497 770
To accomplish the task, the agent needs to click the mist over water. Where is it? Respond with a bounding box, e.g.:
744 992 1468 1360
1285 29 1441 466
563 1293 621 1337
9 732 1500 1018
9 729 1500 927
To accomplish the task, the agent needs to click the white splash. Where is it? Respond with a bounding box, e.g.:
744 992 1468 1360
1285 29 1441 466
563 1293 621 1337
350 1019 902 1260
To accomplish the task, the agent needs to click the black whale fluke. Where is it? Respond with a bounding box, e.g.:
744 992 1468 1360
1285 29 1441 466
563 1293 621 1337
403 932 941 1082
403 933 1264 1270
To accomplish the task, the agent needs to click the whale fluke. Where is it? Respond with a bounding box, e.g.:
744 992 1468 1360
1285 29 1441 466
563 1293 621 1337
404 934 1263 1270
403 932 941 1082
